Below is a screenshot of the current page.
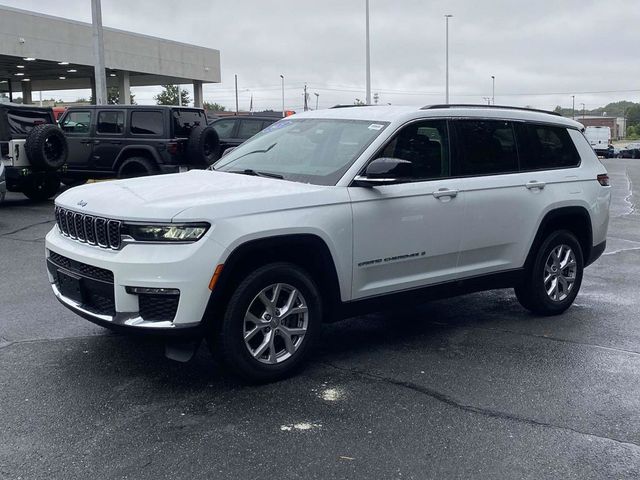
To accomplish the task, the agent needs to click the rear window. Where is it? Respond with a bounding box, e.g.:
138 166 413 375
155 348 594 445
172 109 205 137
7 109 52 137
131 111 163 135
516 124 580 170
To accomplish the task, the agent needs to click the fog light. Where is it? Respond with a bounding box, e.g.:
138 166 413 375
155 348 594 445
125 286 180 295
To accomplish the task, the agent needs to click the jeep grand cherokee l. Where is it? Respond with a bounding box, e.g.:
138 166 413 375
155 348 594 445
45 105 610 382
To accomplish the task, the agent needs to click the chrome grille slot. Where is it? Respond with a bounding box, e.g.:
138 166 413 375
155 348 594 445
107 220 121 249
66 211 77 238
84 216 96 244
74 213 86 242
95 218 108 248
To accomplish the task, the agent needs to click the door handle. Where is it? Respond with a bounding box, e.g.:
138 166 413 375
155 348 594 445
525 181 546 190
433 188 459 199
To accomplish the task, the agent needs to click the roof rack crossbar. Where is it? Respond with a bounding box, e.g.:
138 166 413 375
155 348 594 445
420 104 561 117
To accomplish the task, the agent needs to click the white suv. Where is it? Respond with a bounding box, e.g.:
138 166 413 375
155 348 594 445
45 105 610 382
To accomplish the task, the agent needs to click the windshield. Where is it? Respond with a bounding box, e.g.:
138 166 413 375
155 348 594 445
213 118 389 185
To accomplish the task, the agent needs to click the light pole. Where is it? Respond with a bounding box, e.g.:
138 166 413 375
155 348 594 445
572 95 575 119
280 74 285 117
314 92 319 110
491 75 495 105
445 14 453 104
365 0 371 104
580 102 585 120
91 0 106 105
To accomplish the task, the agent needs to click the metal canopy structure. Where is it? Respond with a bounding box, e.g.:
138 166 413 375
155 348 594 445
0 5 220 106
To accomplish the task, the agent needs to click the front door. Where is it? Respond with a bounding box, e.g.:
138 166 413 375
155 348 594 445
60 110 94 171
348 119 465 300
92 110 125 171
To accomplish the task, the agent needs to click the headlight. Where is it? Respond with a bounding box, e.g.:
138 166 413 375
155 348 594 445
123 222 210 243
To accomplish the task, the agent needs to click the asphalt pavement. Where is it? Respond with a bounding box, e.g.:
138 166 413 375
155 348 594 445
1 159 639 479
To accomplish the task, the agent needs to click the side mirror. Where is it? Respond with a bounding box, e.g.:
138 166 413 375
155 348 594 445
353 157 412 187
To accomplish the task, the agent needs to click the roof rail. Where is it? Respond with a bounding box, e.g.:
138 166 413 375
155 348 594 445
329 104 372 109
420 104 562 117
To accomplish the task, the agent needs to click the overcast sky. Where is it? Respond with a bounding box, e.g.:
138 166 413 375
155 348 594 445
1 0 638 112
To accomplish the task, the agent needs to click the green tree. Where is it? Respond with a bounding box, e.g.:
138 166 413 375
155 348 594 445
354 98 366 106
203 101 226 111
154 85 190 106
625 104 640 128
107 87 136 105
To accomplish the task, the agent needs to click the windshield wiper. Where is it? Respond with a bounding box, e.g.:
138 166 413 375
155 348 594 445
231 169 284 179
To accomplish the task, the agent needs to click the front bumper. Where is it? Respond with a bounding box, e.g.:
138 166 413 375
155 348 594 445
45 226 224 334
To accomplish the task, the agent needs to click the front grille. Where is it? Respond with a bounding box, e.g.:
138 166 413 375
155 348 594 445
55 207 121 250
85 291 116 316
139 293 180 322
49 251 114 283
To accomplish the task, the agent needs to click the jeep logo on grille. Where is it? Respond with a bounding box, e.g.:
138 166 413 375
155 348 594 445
77 200 87 207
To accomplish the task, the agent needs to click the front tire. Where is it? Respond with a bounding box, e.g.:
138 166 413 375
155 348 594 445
515 230 583 316
210 262 322 383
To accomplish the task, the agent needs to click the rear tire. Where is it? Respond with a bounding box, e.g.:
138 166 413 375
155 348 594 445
117 157 158 179
22 174 60 201
209 262 322 383
515 230 583 316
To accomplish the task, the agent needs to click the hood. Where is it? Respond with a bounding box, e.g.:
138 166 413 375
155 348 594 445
55 170 338 222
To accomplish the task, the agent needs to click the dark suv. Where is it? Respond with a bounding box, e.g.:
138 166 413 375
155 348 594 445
59 105 219 182
209 114 279 156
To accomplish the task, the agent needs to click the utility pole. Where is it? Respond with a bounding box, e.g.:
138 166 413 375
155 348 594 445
491 75 495 105
303 84 308 111
580 102 585 120
572 95 575 119
234 74 238 115
91 0 107 105
314 92 319 110
365 0 372 105
445 14 453 104
280 74 285 117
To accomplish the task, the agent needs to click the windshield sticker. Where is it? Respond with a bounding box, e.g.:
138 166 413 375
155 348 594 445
368 124 384 130
263 120 292 133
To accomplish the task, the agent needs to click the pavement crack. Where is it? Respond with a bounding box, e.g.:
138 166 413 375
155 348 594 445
323 361 640 450
0 219 54 237
0 334 109 350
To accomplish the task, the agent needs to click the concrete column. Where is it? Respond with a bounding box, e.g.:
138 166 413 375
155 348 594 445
90 76 96 104
118 71 131 105
21 81 32 104
193 80 203 108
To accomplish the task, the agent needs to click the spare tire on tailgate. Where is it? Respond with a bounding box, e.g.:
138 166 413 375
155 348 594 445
187 125 220 166
25 124 68 170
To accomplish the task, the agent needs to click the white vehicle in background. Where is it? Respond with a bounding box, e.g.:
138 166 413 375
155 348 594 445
584 126 613 158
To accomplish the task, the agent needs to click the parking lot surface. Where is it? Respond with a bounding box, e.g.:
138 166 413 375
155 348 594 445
1 159 639 479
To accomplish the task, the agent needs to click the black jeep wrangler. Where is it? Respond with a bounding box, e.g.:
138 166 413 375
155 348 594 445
0 103 68 200
58 105 219 183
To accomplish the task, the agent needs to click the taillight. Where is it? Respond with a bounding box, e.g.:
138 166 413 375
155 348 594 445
167 142 178 155
597 174 609 186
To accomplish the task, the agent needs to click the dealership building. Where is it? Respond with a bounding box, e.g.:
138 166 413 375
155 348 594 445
0 5 220 107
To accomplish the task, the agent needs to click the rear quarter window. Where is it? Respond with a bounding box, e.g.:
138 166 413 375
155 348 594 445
131 111 164 135
516 124 580 170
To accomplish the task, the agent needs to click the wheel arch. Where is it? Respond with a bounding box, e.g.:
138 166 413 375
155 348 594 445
524 206 593 271
202 233 344 330
114 146 161 171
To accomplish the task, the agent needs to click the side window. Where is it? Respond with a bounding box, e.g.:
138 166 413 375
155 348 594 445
60 111 92 134
516 124 580 170
96 111 124 135
237 119 264 140
453 120 518 176
261 120 277 130
377 119 449 180
211 119 236 138
130 111 163 135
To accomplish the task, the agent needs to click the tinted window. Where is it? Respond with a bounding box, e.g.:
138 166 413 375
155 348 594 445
238 119 264 140
516 124 580 170
6 109 52 138
60 111 91 134
131 111 163 135
211 119 236 138
453 120 518 175
378 120 449 180
96 111 124 134
172 109 204 137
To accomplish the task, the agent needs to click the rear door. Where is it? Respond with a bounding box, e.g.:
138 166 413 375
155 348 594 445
92 109 125 171
59 110 94 170
349 119 466 299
